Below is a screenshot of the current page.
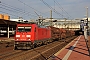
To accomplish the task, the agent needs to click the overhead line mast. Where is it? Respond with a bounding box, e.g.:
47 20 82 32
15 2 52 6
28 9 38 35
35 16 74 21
50 10 53 26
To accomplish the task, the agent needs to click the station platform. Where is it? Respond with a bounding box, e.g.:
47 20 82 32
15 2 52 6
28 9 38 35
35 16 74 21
54 35 90 60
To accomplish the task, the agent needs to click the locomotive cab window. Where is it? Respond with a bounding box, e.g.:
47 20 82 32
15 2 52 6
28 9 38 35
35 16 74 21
18 27 24 32
17 26 31 32
25 27 31 32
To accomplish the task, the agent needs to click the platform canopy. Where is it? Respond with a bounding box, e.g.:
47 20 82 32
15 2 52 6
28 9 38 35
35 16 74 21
0 19 17 26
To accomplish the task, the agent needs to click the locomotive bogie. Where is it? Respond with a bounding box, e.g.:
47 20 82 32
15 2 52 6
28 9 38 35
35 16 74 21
14 41 34 50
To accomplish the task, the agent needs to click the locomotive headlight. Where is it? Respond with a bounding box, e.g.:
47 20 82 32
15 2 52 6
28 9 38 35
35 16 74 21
28 39 31 40
16 35 20 37
26 35 31 37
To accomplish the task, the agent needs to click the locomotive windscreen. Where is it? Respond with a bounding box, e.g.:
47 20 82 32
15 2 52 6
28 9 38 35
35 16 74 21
18 26 31 32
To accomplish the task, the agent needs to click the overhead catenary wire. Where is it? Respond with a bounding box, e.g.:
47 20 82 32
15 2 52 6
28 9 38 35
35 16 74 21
0 5 31 19
0 3 31 16
0 7 34 17
17 0 48 18
0 10 19 18
0 1 37 19
54 0 73 19
0 2 19 18
0 3 23 13
39 0 64 17
0 0 72 19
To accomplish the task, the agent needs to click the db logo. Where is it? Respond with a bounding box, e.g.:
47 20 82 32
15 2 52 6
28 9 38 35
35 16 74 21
22 35 25 37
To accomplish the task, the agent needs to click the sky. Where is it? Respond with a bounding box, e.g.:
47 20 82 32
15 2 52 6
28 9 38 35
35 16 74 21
0 0 90 20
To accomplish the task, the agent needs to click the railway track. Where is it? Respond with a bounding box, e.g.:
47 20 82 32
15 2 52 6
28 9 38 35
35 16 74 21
0 40 14 53
0 50 24 60
0 36 77 60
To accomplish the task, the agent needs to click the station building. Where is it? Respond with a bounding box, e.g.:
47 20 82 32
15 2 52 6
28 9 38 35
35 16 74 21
43 18 90 30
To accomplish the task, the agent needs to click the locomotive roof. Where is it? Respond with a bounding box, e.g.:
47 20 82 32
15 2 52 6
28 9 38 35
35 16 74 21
17 22 48 28
38 25 48 28
17 22 36 24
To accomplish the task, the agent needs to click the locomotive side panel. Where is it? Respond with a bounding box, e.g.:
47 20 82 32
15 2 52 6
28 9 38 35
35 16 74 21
32 26 51 46
37 27 51 40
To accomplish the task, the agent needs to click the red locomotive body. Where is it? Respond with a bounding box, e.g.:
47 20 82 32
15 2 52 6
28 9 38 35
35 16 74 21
14 23 51 49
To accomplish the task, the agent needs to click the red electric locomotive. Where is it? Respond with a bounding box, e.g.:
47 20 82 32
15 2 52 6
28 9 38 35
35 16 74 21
14 23 75 50
14 23 51 49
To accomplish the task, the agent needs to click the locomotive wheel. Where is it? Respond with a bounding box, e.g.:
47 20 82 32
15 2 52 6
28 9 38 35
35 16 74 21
37 44 41 47
34 43 37 48
44 41 48 45
31 44 34 49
